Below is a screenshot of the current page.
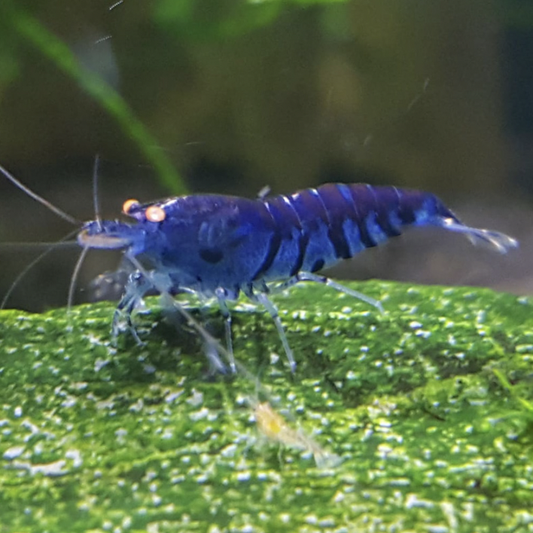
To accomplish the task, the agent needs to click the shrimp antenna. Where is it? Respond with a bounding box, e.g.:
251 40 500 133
0 241 78 250
0 163 80 225
92 155 102 229
1 229 79 309
68 245 91 312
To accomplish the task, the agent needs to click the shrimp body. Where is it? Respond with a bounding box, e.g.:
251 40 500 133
78 183 517 371
253 401 341 468
80 184 516 292
0 160 516 371
255 401 295 444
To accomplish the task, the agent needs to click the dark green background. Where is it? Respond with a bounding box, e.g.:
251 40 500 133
0 0 531 311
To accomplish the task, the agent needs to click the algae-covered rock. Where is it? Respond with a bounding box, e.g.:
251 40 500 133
1 281 532 533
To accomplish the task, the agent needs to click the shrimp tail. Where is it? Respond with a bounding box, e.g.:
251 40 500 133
313 450 343 469
439 218 518 254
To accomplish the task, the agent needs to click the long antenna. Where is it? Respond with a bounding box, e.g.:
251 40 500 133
92 154 102 229
67 245 90 312
0 163 80 225
1 229 79 309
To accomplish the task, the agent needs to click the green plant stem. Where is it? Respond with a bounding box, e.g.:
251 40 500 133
3 1 187 194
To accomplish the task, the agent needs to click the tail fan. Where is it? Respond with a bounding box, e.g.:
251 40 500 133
440 217 518 254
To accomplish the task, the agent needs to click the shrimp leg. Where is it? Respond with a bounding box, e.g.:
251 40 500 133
266 272 383 312
215 287 236 372
244 285 296 372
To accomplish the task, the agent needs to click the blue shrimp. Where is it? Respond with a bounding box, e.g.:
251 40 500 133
76 183 517 372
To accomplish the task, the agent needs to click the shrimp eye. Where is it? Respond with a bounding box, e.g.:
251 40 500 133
122 199 140 215
145 205 166 222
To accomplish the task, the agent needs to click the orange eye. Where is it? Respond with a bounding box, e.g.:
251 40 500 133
145 205 166 222
122 199 140 215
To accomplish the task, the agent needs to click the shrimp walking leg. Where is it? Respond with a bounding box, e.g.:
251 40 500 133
265 272 383 312
296 272 384 312
113 271 151 344
245 287 296 372
215 287 236 372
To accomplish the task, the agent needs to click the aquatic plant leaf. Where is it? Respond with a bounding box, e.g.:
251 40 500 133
1 1 187 195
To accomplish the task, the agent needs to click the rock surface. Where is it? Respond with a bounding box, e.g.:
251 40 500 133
0 281 532 532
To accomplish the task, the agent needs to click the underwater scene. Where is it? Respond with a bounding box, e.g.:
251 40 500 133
0 1 532 532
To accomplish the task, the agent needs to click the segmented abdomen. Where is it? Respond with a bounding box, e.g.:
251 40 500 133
257 183 457 281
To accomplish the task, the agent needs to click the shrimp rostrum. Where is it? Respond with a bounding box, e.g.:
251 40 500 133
76 183 517 371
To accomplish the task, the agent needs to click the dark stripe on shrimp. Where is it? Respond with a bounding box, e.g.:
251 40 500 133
289 188 329 231
291 232 309 276
365 185 402 238
280 195 310 276
343 185 378 248
314 184 352 259
311 258 325 272
397 188 425 224
252 203 282 280
262 194 303 237
377 186 402 235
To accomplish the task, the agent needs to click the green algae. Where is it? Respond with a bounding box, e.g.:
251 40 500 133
0 280 532 533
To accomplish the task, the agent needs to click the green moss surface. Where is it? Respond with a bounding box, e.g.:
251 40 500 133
1 281 532 532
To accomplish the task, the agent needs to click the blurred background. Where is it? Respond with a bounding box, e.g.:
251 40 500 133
0 0 531 312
